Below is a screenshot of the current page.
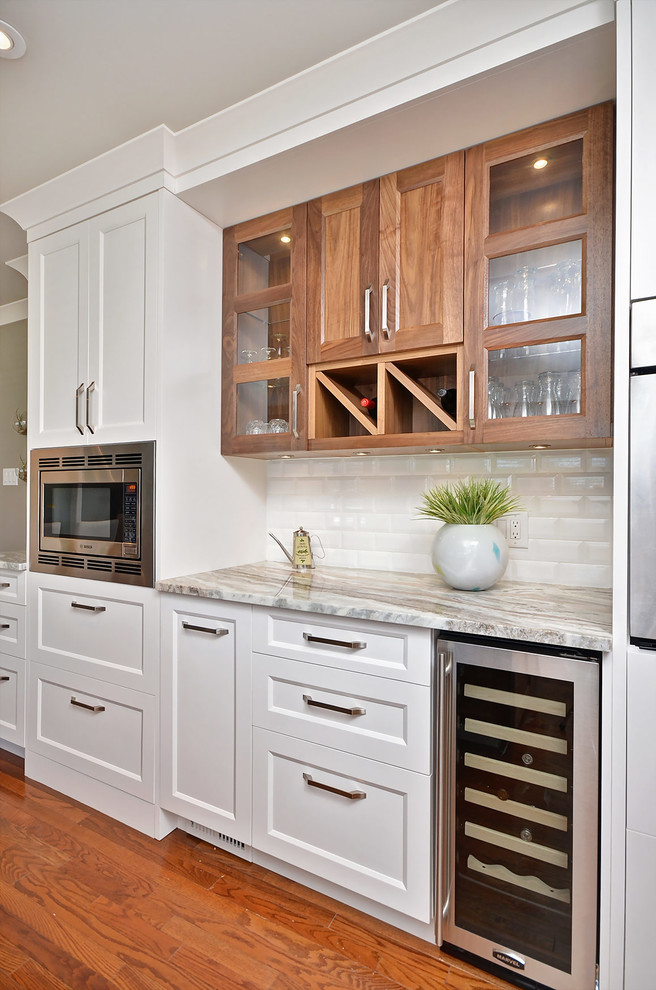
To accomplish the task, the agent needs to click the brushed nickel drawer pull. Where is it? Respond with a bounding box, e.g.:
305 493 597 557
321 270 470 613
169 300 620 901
182 621 229 636
303 633 366 650
0 582 10 588
0 676 10 682
0 624 10 630
71 601 106 613
303 772 366 801
70 696 105 713
302 694 366 717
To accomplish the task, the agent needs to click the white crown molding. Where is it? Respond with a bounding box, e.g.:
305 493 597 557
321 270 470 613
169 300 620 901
0 298 27 325
0 0 614 237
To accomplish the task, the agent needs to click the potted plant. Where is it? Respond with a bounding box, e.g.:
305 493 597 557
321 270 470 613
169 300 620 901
417 478 522 591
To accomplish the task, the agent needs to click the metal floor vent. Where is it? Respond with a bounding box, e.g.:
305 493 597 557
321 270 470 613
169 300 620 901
181 819 251 861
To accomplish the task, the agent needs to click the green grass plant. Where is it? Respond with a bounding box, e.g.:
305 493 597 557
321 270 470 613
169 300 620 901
417 478 522 525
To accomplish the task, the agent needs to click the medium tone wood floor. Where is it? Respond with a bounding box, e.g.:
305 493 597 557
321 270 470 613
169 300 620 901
0 748 516 990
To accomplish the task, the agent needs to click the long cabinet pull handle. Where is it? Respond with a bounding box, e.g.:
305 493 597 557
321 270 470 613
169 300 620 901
292 383 301 439
182 621 229 636
0 676 10 682
71 601 106 613
86 381 96 434
363 284 374 341
0 583 10 588
303 772 366 801
303 632 366 650
381 279 390 339
0 624 10 630
438 648 454 925
468 369 476 429
302 694 366 717
70 696 105 713
75 383 85 434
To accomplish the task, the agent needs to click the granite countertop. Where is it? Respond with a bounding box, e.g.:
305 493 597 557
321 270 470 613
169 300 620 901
156 561 612 652
0 550 27 570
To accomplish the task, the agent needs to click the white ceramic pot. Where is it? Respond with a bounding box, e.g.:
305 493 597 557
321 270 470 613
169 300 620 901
431 523 508 591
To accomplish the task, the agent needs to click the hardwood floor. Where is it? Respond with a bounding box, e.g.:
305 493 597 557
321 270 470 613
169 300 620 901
0 748 515 990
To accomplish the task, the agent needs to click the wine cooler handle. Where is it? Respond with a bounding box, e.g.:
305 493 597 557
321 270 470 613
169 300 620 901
364 284 374 342
438 648 454 929
381 279 390 339
292 383 301 439
468 369 476 429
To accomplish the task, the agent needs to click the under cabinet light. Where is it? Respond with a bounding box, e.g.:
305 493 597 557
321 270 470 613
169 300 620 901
533 158 549 170
280 234 291 244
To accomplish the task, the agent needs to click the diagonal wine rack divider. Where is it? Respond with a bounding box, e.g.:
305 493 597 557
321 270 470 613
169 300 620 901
314 371 380 434
384 362 457 431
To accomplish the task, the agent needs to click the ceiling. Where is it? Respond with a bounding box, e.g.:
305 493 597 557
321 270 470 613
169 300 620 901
0 0 441 308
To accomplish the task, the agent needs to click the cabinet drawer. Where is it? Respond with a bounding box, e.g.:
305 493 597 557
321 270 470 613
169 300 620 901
31 577 157 690
0 657 25 746
0 569 26 606
252 727 432 921
0 602 26 660
252 608 432 684
252 654 431 772
28 662 155 800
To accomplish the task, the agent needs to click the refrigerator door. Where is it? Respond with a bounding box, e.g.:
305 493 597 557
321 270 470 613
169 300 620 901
630 372 656 643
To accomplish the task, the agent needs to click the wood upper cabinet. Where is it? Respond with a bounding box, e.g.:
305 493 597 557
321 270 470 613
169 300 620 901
222 205 307 455
307 152 464 364
462 102 613 447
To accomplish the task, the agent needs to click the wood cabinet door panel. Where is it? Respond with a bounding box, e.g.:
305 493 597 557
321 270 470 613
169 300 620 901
379 152 464 354
307 181 379 363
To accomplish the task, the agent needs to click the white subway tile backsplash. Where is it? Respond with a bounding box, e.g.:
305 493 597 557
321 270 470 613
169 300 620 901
266 448 612 588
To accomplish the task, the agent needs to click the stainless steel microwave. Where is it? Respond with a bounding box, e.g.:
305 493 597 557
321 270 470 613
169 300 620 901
30 441 155 587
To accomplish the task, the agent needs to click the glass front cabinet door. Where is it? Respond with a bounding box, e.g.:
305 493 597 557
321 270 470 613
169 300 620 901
463 103 613 447
222 205 307 455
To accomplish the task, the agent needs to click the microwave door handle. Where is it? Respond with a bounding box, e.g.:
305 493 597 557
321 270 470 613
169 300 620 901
75 383 85 434
86 381 96 434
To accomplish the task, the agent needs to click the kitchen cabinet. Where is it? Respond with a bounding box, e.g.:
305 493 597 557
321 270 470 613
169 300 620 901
251 607 434 922
25 572 169 838
0 567 26 748
463 102 613 448
159 596 252 847
306 154 464 363
221 205 308 456
28 195 158 447
631 0 656 301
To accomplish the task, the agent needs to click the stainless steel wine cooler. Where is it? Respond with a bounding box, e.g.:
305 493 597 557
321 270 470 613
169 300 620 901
437 633 600 990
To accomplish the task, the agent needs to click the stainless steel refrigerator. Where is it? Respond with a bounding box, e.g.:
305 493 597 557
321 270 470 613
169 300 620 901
630 298 656 646
437 633 600 990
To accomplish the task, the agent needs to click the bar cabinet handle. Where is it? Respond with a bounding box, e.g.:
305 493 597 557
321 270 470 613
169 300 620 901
364 284 374 341
70 696 105 713
182 621 228 636
292 383 301 439
381 279 390 339
302 694 366 717
75 383 85 434
438 648 454 926
468 369 476 429
303 632 366 650
71 601 106 613
0 676 10 682
86 380 96 434
303 772 366 801
0 624 10 630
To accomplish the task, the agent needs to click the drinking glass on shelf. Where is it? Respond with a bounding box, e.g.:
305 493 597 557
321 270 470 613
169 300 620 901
552 259 582 316
567 371 581 413
537 371 559 416
554 373 571 414
513 265 537 322
490 277 515 325
245 419 270 434
514 379 537 417
260 346 277 361
240 349 258 363
488 378 505 419
268 418 289 433
273 332 289 357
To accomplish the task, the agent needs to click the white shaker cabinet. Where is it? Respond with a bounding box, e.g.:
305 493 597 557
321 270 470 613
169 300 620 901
0 567 26 749
28 195 158 447
159 596 252 849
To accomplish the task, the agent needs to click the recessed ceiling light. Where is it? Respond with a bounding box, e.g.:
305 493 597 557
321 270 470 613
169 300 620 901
0 20 26 58
529 443 551 449
533 158 549 170
280 234 291 244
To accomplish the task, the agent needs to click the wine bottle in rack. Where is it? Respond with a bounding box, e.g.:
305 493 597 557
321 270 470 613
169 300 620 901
360 396 377 414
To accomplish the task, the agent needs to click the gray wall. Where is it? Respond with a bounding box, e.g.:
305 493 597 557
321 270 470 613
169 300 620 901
0 319 27 549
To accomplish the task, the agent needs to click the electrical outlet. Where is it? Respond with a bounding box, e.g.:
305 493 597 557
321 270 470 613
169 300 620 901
498 511 529 549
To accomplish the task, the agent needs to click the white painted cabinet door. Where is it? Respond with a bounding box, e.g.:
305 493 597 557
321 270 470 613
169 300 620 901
159 596 252 843
87 196 158 443
631 0 656 300
28 222 89 447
